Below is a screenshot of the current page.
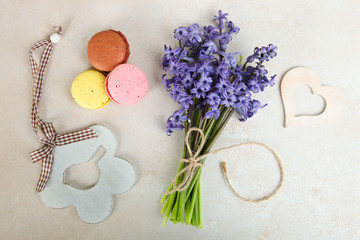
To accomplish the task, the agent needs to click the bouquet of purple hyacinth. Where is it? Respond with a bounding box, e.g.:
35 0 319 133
160 10 277 228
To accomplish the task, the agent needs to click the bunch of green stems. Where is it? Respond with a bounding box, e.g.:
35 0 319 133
160 101 235 228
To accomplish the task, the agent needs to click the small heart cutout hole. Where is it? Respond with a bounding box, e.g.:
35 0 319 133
293 84 325 117
63 145 106 190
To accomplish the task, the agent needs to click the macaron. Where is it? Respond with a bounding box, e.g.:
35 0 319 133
87 30 130 72
105 64 148 105
71 69 110 109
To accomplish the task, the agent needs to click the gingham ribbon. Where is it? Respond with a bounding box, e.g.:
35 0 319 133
29 26 97 192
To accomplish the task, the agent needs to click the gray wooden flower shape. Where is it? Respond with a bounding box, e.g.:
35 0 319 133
40 125 136 223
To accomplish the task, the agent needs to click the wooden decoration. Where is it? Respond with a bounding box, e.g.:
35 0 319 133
281 67 344 128
39 125 136 224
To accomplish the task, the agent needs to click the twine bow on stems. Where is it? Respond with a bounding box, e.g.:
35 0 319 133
166 127 284 202
166 128 206 195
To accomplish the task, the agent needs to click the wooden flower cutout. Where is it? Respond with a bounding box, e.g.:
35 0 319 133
281 67 344 127
39 125 136 223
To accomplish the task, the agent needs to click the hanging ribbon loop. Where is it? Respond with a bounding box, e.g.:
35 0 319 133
29 26 98 192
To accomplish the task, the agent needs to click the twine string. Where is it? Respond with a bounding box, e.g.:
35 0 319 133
165 127 284 202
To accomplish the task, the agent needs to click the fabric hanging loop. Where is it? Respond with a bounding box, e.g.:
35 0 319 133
28 26 98 192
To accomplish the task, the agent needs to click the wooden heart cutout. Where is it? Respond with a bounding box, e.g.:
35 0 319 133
281 67 344 127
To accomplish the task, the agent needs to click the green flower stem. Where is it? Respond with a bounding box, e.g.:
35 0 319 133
184 114 214 202
192 109 201 148
178 189 186 223
185 178 200 225
184 108 235 202
160 184 173 204
183 110 222 202
161 105 235 228
201 118 208 130
176 110 190 222
193 197 198 226
205 108 235 153
162 192 176 226
192 116 215 157
162 109 190 225
198 177 203 228
160 110 189 205
160 194 169 214
185 167 202 201
185 196 191 225
203 116 216 140
170 193 180 222
177 108 199 224
208 106 230 142
194 109 200 127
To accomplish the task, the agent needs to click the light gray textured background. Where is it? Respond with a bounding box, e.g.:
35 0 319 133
0 0 359 239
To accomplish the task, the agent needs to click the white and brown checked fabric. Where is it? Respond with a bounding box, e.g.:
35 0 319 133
29 26 98 192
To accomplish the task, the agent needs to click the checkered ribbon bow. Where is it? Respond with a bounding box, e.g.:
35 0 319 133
29 26 97 192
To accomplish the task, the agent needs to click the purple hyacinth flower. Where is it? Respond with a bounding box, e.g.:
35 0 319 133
162 10 277 135
216 32 233 45
199 50 216 61
179 49 195 62
174 26 188 41
235 99 266 122
187 24 204 44
202 41 217 55
215 62 231 79
234 81 249 96
190 85 207 99
205 107 221 119
161 74 175 90
218 51 240 69
234 67 244 83
173 108 187 123
267 44 278 58
164 45 182 60
247 78 261 93
253 64 268 77
215 78 234 94
206 92 221 106
227 21 240 35
246 44 277 63
246 53 258 63
180 62 197 77
268 75 276 87
197 61 215 74
167 122 183 132
203 25 219 40
178 95 194 109
167 58 185 76
246 53 259 63
166 119 184 135
180 73 194 89
196 72 212 91
214 10 228 30
246 100 266 118
166 108 187 135
170 85 184 101
257 46 272 62
221 92 237 107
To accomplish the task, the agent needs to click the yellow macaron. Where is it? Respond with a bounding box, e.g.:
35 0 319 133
71 69 110 109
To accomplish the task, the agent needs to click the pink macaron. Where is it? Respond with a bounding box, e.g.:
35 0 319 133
105 64 148 105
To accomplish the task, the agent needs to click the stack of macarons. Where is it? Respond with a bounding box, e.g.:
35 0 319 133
72 30 148 109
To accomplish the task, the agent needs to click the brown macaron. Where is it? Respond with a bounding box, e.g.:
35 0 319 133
87 30 130 72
